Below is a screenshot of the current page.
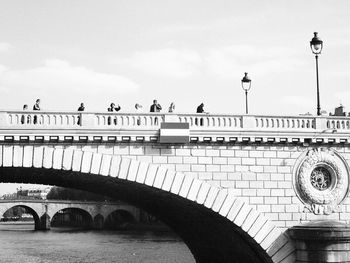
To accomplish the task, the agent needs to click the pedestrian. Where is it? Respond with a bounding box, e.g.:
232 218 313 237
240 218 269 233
33 99 41 110
78 103 85 111
196 103 206 126
196 103 205 113
21 104 28 124
107 103 120 125
150 99 162 112
135 103 143 112
135 103 143 125
77 103 84 126
33 99 40 124
107 102 121 112
168 102 175 113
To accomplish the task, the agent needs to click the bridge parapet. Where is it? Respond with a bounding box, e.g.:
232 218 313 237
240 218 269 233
0 111 350 144
2 110 350 130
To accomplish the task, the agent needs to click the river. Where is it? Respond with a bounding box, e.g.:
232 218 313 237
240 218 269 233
0 223 195 263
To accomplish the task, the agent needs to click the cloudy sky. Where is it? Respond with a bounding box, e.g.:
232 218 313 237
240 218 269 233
0 0 350 194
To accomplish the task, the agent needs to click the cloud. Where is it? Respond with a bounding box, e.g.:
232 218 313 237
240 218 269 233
0 42 12 52
116 48 202 78
115 45 304 80
205 45 304 79
0 59 139 96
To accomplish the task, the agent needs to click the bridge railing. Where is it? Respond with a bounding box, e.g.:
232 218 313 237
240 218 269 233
1 110 350 131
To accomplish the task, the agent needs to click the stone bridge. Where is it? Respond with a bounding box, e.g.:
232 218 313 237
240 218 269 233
1 110 350 262
0 199 140 230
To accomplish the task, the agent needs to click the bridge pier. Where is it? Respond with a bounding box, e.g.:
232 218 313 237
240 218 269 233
289 221 350 263
35 213 51 230
93 214 104 230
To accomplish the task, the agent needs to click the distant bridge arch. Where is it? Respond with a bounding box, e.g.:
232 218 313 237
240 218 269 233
0 145 293 263
0 204 42 229
51 207 93 228
0 200 140 230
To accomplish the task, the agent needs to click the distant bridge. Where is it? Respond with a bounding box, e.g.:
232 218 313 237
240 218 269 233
0 199 139 230
1 110 350 262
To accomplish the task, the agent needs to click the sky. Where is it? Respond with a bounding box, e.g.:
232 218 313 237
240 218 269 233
0 0 350 194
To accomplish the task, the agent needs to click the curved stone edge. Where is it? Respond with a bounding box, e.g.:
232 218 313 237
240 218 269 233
0 201 42 220
0 145 296 263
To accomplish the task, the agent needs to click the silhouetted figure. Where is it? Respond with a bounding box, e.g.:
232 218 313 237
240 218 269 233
196 103 205 126
150 100 162 112
107 103 121 112
77 103 85 125
33 99 40 124
77 103 85 111
135 103 143 125
150 100 162 125
196 103 205 113
168 102 175 113
33 99 40 111
107 103 120 125
135 103 143 112
21 104 28 124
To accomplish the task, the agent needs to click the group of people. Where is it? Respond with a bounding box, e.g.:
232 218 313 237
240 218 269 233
21 99 41 124
75 100 206 114
20 99 207 125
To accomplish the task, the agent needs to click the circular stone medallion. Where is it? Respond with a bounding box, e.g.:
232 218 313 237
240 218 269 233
293 148 349 215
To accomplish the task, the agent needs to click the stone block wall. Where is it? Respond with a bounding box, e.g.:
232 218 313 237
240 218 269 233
48 143 350 230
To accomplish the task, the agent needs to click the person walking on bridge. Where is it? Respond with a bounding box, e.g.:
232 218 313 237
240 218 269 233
108 102 121 112
107 103 120 125
77 103 85 126
21 104 29 124
33 99 41 111
196 103 205 113
150 99 162 112
77 103 85 111
168 102 175 113
33 99 41 124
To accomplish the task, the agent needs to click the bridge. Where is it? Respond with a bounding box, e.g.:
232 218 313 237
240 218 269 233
0 199 140 230
1 110 350 262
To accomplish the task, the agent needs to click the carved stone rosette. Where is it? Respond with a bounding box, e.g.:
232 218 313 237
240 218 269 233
293 148 350 215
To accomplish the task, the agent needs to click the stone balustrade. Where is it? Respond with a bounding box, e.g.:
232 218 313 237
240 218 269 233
1 110 350 131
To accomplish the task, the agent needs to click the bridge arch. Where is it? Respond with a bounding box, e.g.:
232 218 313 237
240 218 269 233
0 204 42 229
48 205 93 221
104 209 136 229
0 146 294 263
51 207 93 228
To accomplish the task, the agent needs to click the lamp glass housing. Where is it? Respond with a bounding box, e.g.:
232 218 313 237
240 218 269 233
310 32 323 55
241 72 251 91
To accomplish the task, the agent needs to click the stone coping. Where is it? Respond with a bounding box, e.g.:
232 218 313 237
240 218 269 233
289 220 350 241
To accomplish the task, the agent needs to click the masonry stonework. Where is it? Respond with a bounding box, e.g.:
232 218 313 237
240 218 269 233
60 142 350 230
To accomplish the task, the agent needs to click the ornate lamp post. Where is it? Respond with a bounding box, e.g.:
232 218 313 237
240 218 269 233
241 72 251 114
310 32 323 116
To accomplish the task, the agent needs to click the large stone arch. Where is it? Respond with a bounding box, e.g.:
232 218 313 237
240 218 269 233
0 145 295 263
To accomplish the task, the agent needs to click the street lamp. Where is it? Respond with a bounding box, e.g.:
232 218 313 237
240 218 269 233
310 32 323 116
241 72 251 114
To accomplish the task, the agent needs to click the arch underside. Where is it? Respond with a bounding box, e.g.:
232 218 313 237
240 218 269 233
2 204 40 228
0 167 273 263
104 209 136 229
51 207 93 228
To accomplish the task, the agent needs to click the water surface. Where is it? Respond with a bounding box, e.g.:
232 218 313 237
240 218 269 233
0 223 195 263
